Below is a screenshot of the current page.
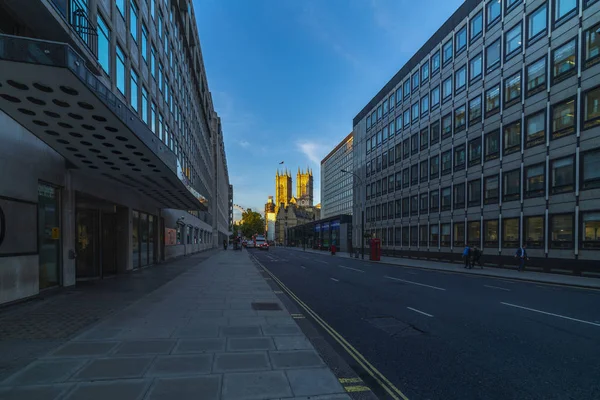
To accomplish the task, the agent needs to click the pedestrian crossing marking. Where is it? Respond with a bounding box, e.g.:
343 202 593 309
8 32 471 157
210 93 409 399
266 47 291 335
274 291 283 294
291 313 305 319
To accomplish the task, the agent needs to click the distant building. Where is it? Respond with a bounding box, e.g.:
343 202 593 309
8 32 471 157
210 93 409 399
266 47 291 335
296 168 314 207
321 133 354 219
287 214 353 252
274 203 320 245
275 169 293 209
264 196 276 240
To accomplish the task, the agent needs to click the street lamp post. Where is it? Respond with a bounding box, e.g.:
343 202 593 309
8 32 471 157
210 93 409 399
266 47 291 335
341 168 365 259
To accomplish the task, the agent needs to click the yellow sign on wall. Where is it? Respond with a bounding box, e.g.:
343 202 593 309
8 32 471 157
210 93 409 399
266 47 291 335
51 227 60 240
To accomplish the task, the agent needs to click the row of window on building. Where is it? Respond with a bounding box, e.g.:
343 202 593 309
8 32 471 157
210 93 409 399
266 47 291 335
365 212 600 251
365 1 600 134
367 42 600 156
95 0 211 192
364 85 600 185
365 146 599 211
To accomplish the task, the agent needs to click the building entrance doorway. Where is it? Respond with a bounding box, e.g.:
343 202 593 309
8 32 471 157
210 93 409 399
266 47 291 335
101 212 117 276
76 208 99 279
75 193 119 280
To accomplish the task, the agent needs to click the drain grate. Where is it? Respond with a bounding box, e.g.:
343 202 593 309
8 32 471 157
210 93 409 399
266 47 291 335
365 316 423 337
251 302 282 311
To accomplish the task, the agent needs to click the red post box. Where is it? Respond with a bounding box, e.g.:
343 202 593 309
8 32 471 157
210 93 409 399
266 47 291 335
370 238 381 261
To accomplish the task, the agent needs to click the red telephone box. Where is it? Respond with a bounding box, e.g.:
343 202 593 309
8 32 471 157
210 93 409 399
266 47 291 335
370 238 381 261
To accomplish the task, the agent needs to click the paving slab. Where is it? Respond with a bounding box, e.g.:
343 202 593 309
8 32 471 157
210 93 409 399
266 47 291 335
0 383 72 400
213 352 271 372
2 359 87 385
221 370 293 400
74 328 123 341
172 338 226 354
270 350 324 369
63 379 150 400
220 325 263 337
227 337 275 351
145 375 221 400
171 325 220 338
113 340 176 355
285 368 345 397
145 354 213 377
263 325 302 336
282 395 352 400
48 341 118 357
273 336 315 351
70 356 153 381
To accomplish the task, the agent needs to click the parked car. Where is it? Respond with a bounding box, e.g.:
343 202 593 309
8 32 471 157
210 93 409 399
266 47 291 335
255 235 269 251
246 240 255 248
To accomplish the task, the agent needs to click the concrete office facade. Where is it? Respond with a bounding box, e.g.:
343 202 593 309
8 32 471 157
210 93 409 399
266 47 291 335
352 0 600 276
320 132 354 219
0 0 230 305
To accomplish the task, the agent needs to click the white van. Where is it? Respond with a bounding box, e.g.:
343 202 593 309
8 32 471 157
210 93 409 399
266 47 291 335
255 235 269 251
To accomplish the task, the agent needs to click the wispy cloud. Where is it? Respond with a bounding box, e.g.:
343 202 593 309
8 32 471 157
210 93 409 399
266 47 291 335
296 140 330 166
239 140 250 148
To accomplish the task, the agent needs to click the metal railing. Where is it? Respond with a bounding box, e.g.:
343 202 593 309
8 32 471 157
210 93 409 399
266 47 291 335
68 0 98 57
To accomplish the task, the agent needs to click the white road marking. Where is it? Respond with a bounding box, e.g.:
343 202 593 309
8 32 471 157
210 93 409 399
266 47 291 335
330 278 339 282
405 271 418 275
315 260 329 264
407 307 433 317
384 276 446 291
300 265 306 269
484 285 511 292
501 302 600 327
338 265 364 273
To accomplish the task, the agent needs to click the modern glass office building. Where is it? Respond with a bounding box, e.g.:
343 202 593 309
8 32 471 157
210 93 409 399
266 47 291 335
352 0 600 276
0 0 231 304
321 132 354 219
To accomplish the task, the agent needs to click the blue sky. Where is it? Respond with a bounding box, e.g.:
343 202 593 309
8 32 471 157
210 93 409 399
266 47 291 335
194 0 463 217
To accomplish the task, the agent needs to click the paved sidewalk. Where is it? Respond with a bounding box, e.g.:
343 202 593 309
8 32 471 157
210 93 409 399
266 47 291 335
283 246 600 289
0 250 349 400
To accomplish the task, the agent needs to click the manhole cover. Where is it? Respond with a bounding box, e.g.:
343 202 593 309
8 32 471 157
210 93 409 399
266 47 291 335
251 302 282 311
365 316 422 337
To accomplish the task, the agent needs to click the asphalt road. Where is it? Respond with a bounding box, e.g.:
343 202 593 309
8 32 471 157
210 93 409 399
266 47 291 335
249 247 600 400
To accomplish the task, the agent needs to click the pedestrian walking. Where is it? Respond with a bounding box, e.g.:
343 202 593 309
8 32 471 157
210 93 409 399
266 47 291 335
471 246 483 269
223 239 228 250
462 245 471 269
515 244 529 272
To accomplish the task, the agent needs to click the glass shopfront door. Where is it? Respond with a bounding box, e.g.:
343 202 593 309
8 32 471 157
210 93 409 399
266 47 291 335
38 183 61 289
132 210 156 268
76 209 99 278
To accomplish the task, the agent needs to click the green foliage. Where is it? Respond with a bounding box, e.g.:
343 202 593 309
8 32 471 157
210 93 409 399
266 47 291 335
234 209 265 238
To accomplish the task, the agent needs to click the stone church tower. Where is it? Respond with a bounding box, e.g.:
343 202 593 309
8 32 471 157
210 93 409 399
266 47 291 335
296 167 313 207
275 169 292 209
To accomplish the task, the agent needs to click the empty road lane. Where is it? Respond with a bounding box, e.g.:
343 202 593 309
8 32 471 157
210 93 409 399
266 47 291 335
250 247 600 400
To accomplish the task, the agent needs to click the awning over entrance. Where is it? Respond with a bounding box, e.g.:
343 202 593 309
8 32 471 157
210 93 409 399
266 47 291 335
0 34 208 211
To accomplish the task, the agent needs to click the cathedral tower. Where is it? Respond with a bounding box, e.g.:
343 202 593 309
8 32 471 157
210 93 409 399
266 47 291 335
296 167 313 207
275 169 292 208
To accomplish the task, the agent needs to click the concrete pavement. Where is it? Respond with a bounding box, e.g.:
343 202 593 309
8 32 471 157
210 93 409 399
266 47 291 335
0 250 351 400
281 246 600 289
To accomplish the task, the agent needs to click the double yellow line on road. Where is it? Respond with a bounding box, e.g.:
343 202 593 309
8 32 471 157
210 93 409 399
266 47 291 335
259 262 409 400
